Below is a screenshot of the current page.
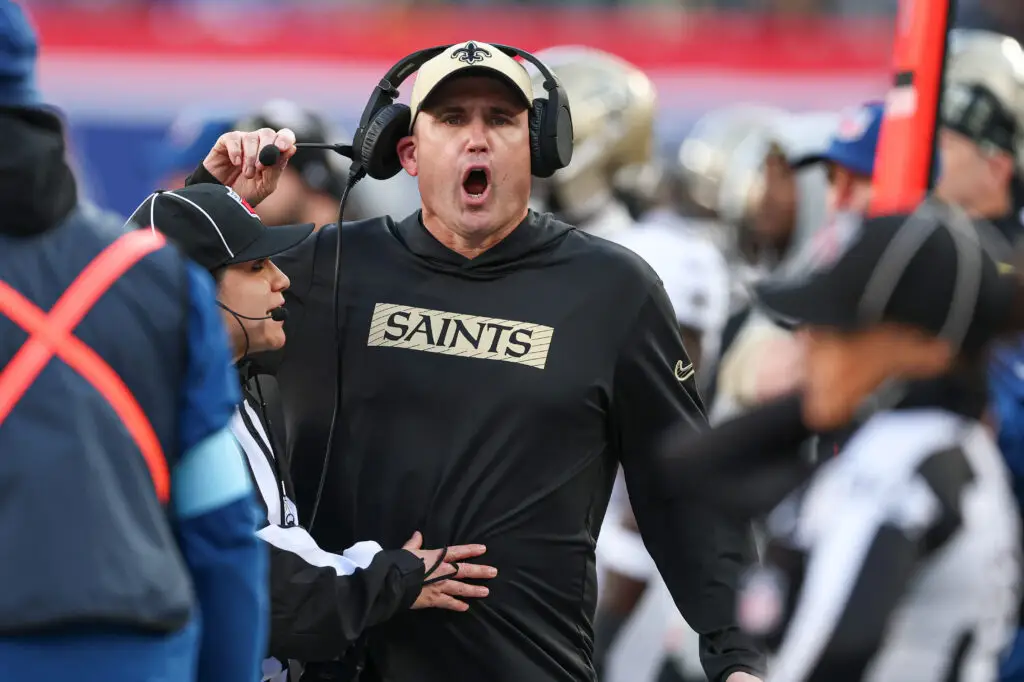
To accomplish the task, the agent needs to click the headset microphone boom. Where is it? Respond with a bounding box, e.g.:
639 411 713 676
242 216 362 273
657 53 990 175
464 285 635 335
258 142 354 169
217 303 289 322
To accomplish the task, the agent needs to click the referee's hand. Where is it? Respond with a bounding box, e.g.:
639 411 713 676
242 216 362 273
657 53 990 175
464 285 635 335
201 127 298 208
402 531 497 612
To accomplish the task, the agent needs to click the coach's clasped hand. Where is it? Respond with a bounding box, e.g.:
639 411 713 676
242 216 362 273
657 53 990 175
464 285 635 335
402 531 497 612
201 126 297 207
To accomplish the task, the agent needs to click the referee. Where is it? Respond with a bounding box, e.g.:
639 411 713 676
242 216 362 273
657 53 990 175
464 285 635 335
187 41 763 682
664 206 1024 681
130 182 497 682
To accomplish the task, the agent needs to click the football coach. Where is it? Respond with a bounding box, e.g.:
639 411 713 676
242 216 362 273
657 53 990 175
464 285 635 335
185 40 764 682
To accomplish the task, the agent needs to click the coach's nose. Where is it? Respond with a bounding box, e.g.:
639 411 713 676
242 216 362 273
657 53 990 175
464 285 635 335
465 115 490 154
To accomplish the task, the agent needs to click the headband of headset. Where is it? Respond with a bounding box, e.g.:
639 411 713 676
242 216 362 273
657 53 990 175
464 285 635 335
355 44 561 131
350 43 573 180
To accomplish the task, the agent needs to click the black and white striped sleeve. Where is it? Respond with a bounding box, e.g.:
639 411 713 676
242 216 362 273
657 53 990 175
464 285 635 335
259 526 424 663
229 403 425 664
764 446 972 681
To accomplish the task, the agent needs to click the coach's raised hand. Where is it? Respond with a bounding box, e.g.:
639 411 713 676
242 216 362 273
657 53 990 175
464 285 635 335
402 531 496 612
201 127 297 207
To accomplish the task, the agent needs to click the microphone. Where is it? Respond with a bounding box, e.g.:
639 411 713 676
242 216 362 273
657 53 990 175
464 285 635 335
259 145 282 167
258 143 355 168
218 301 288 322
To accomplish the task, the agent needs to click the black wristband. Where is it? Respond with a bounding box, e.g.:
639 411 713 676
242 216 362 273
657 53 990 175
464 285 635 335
423 546 447 579
184 161 223 188
423 561 458 586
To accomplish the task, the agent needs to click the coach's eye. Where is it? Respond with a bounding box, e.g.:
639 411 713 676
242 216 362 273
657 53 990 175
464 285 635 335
251 259 267 272
442 115 463 126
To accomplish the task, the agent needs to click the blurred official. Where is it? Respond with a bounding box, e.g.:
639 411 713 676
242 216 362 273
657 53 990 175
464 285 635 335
0 3 265 681
667 208 1023 681
188 40 763 682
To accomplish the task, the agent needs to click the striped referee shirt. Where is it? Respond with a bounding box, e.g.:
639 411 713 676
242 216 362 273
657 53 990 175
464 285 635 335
227 374 424 682
740 409 1023 682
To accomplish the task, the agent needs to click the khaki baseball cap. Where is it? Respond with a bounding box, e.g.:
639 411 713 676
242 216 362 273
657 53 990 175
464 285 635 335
408 41 534 132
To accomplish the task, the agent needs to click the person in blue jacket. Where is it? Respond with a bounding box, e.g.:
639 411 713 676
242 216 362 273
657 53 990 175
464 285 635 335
991 339 1024 682
0 2 267 680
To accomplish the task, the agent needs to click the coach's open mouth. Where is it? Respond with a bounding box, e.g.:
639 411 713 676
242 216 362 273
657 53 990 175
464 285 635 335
463 167 490 200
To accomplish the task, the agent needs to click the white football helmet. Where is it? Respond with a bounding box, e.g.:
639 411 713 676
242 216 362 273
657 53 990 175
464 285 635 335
676 104 787 222
943 29 1024 170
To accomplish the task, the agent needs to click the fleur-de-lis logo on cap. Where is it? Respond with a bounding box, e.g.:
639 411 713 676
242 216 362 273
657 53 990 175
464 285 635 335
452 42 491 65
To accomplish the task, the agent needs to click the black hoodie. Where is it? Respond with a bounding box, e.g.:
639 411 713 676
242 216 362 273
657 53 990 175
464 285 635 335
0 107 77 237
253 208 763 682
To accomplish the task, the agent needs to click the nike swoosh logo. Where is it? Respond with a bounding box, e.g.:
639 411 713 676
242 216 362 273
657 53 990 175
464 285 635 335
674 360 695 383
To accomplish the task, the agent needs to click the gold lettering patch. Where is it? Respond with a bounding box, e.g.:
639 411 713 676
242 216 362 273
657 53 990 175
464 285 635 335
367 303 554 369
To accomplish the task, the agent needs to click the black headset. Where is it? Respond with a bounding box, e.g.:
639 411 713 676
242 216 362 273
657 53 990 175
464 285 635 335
349 42 574 181
295 43 573 530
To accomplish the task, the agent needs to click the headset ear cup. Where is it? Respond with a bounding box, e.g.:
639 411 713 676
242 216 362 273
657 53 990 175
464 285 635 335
529 99 554 178
554 102 574 171
359 104 411 180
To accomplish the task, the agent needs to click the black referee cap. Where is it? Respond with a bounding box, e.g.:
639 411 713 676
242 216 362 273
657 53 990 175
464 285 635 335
129 184 314 273
755 201 1015 354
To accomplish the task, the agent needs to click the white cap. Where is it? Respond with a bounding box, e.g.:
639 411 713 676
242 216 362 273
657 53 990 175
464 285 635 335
408 41 534 132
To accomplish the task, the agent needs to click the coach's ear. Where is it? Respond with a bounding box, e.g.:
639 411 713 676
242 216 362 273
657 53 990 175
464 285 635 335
397 136 418 177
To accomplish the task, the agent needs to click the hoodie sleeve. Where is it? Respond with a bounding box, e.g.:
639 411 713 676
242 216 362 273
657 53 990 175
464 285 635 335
184 162 224 189
610 280 766 682
258 524 425 662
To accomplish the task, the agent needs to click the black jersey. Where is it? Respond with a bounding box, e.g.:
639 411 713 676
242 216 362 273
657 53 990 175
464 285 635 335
267 209 763 682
